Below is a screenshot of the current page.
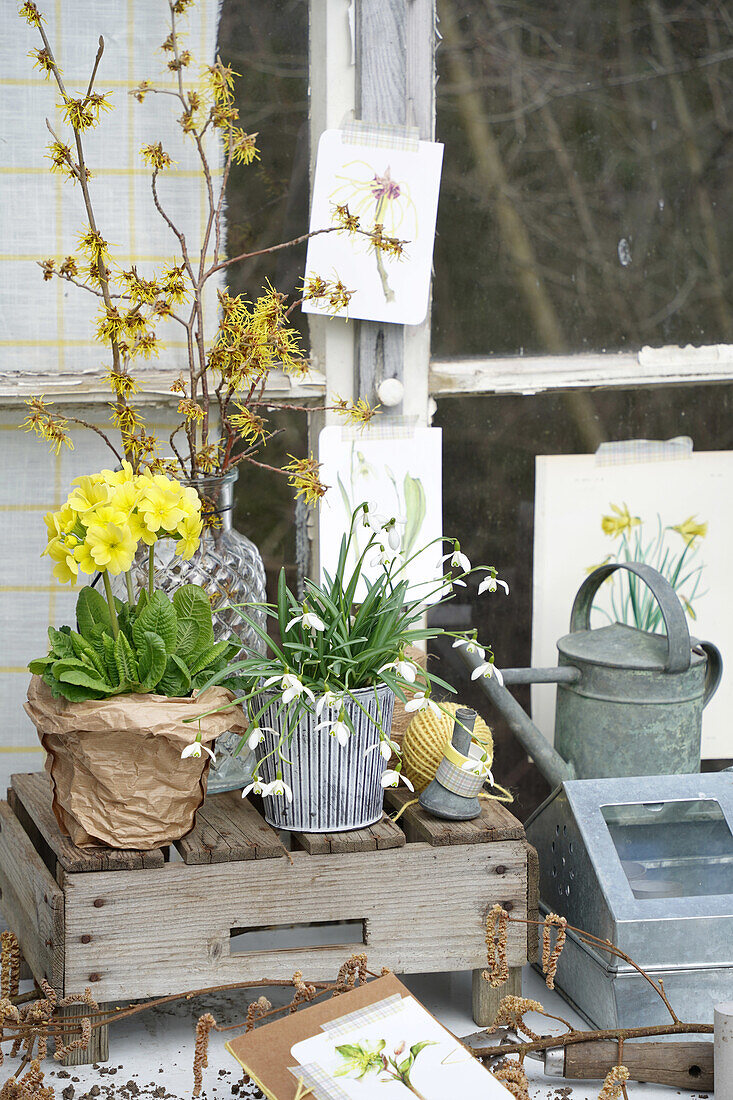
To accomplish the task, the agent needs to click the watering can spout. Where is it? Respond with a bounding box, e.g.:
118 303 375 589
459 646 576 789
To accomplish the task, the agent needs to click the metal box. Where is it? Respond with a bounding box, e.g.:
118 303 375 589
526 772 733 1028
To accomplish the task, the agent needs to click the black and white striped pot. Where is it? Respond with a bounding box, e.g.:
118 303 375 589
252 684 394 832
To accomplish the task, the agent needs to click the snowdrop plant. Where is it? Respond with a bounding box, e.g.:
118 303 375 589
200 502 509 800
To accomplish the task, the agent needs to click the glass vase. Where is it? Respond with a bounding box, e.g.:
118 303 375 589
125 469 266 793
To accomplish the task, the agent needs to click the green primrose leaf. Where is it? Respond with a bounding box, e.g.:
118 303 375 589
76 585 113 638
114 630 139 685
188 638 238 676
52 659 116 695
137 630 168 692
48 626 75 660
172 585 215 650
133 590 177 655
158 653 192 697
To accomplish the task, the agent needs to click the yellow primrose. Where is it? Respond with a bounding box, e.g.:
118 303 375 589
84 501 130 529
73 539 98 575
67 476 110 514
45 538 78 585
127 509 158 547
110 480 143 515
138 485 187 533
175 513 203 560
672 516 708 545
44 503 77 538
100 460 135 486
85 522 137 575
601 503 640 539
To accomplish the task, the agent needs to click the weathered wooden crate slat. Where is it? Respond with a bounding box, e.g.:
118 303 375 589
291 813 406 854
0 772 538 1062
0 799 64 991
174 788 285 864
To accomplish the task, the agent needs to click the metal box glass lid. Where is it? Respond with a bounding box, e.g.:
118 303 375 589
525 772 733 970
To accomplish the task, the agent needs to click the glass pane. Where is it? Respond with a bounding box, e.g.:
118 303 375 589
218 0 309 338
601 799 733 899
433 1 733 356
218 2 309 596
430 383 733 819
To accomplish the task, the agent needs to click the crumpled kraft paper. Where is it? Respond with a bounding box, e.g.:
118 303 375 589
25 675 248 850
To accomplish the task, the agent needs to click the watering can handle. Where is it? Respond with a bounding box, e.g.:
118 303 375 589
570 562 691 673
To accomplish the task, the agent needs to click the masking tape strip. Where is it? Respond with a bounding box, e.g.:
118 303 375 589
595 436 693 466
340 416 419 442
341 120 420 153
287 1063 350 1100
435 756 487 797
322 994 404 1037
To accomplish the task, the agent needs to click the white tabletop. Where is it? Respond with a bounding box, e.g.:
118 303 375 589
3 966 714 1099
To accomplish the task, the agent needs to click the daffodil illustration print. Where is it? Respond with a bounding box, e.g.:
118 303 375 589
331 160 418 302
334 1037 435 1098
588 503 708 631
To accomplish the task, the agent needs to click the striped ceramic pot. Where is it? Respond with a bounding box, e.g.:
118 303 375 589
252 684 394 832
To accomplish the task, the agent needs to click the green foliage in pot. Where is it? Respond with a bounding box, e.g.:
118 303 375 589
30 584 239 703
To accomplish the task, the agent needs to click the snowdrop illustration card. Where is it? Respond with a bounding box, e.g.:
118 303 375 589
302 128 444 325
288 992 511 1099
318 424 443 604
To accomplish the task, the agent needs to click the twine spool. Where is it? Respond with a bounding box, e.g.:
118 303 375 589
402 701 493 793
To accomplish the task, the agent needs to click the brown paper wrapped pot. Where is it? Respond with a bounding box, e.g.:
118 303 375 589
24 675 248 850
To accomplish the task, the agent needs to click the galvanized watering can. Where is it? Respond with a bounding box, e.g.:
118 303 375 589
460 562 722 788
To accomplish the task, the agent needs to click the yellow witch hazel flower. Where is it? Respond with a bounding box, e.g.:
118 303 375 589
601 502 640 539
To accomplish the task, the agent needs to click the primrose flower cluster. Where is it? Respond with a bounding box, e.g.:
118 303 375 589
43 462 203 585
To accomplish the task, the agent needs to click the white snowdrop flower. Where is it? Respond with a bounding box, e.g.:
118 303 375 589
439 546 471 573
315 690 343 717
181 739 215 762
286 610 326 633
316 717 351 747
246 726 276 751
471 660 504 687
404 692 440 716
267 778 293 802
378 658 418 684
478 574 509 596
452 637 486 660
380 770 414 791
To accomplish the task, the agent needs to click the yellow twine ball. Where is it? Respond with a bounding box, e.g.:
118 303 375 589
401 702 493 793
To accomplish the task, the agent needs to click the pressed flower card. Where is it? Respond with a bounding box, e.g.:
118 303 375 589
302 128 444 325
318 425 443 604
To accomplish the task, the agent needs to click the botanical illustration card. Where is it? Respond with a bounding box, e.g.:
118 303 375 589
302 129 444 326
289 992 508 1099
532 450 733 758
318 425 443 604
226 974 510 1100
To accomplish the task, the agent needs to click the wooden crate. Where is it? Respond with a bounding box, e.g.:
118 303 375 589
0 773 538 1063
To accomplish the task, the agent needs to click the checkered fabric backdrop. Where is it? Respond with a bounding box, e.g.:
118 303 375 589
0 0 221 795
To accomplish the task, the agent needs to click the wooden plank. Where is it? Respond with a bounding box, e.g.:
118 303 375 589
385 789 525 845
526 843 540 963
472 966 522 1028
175 789 285 864
11 773 164 872
63 839 528 1000
429 348 733 398
292 814 406 855
56 1002 109 1066
0 800 63 991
